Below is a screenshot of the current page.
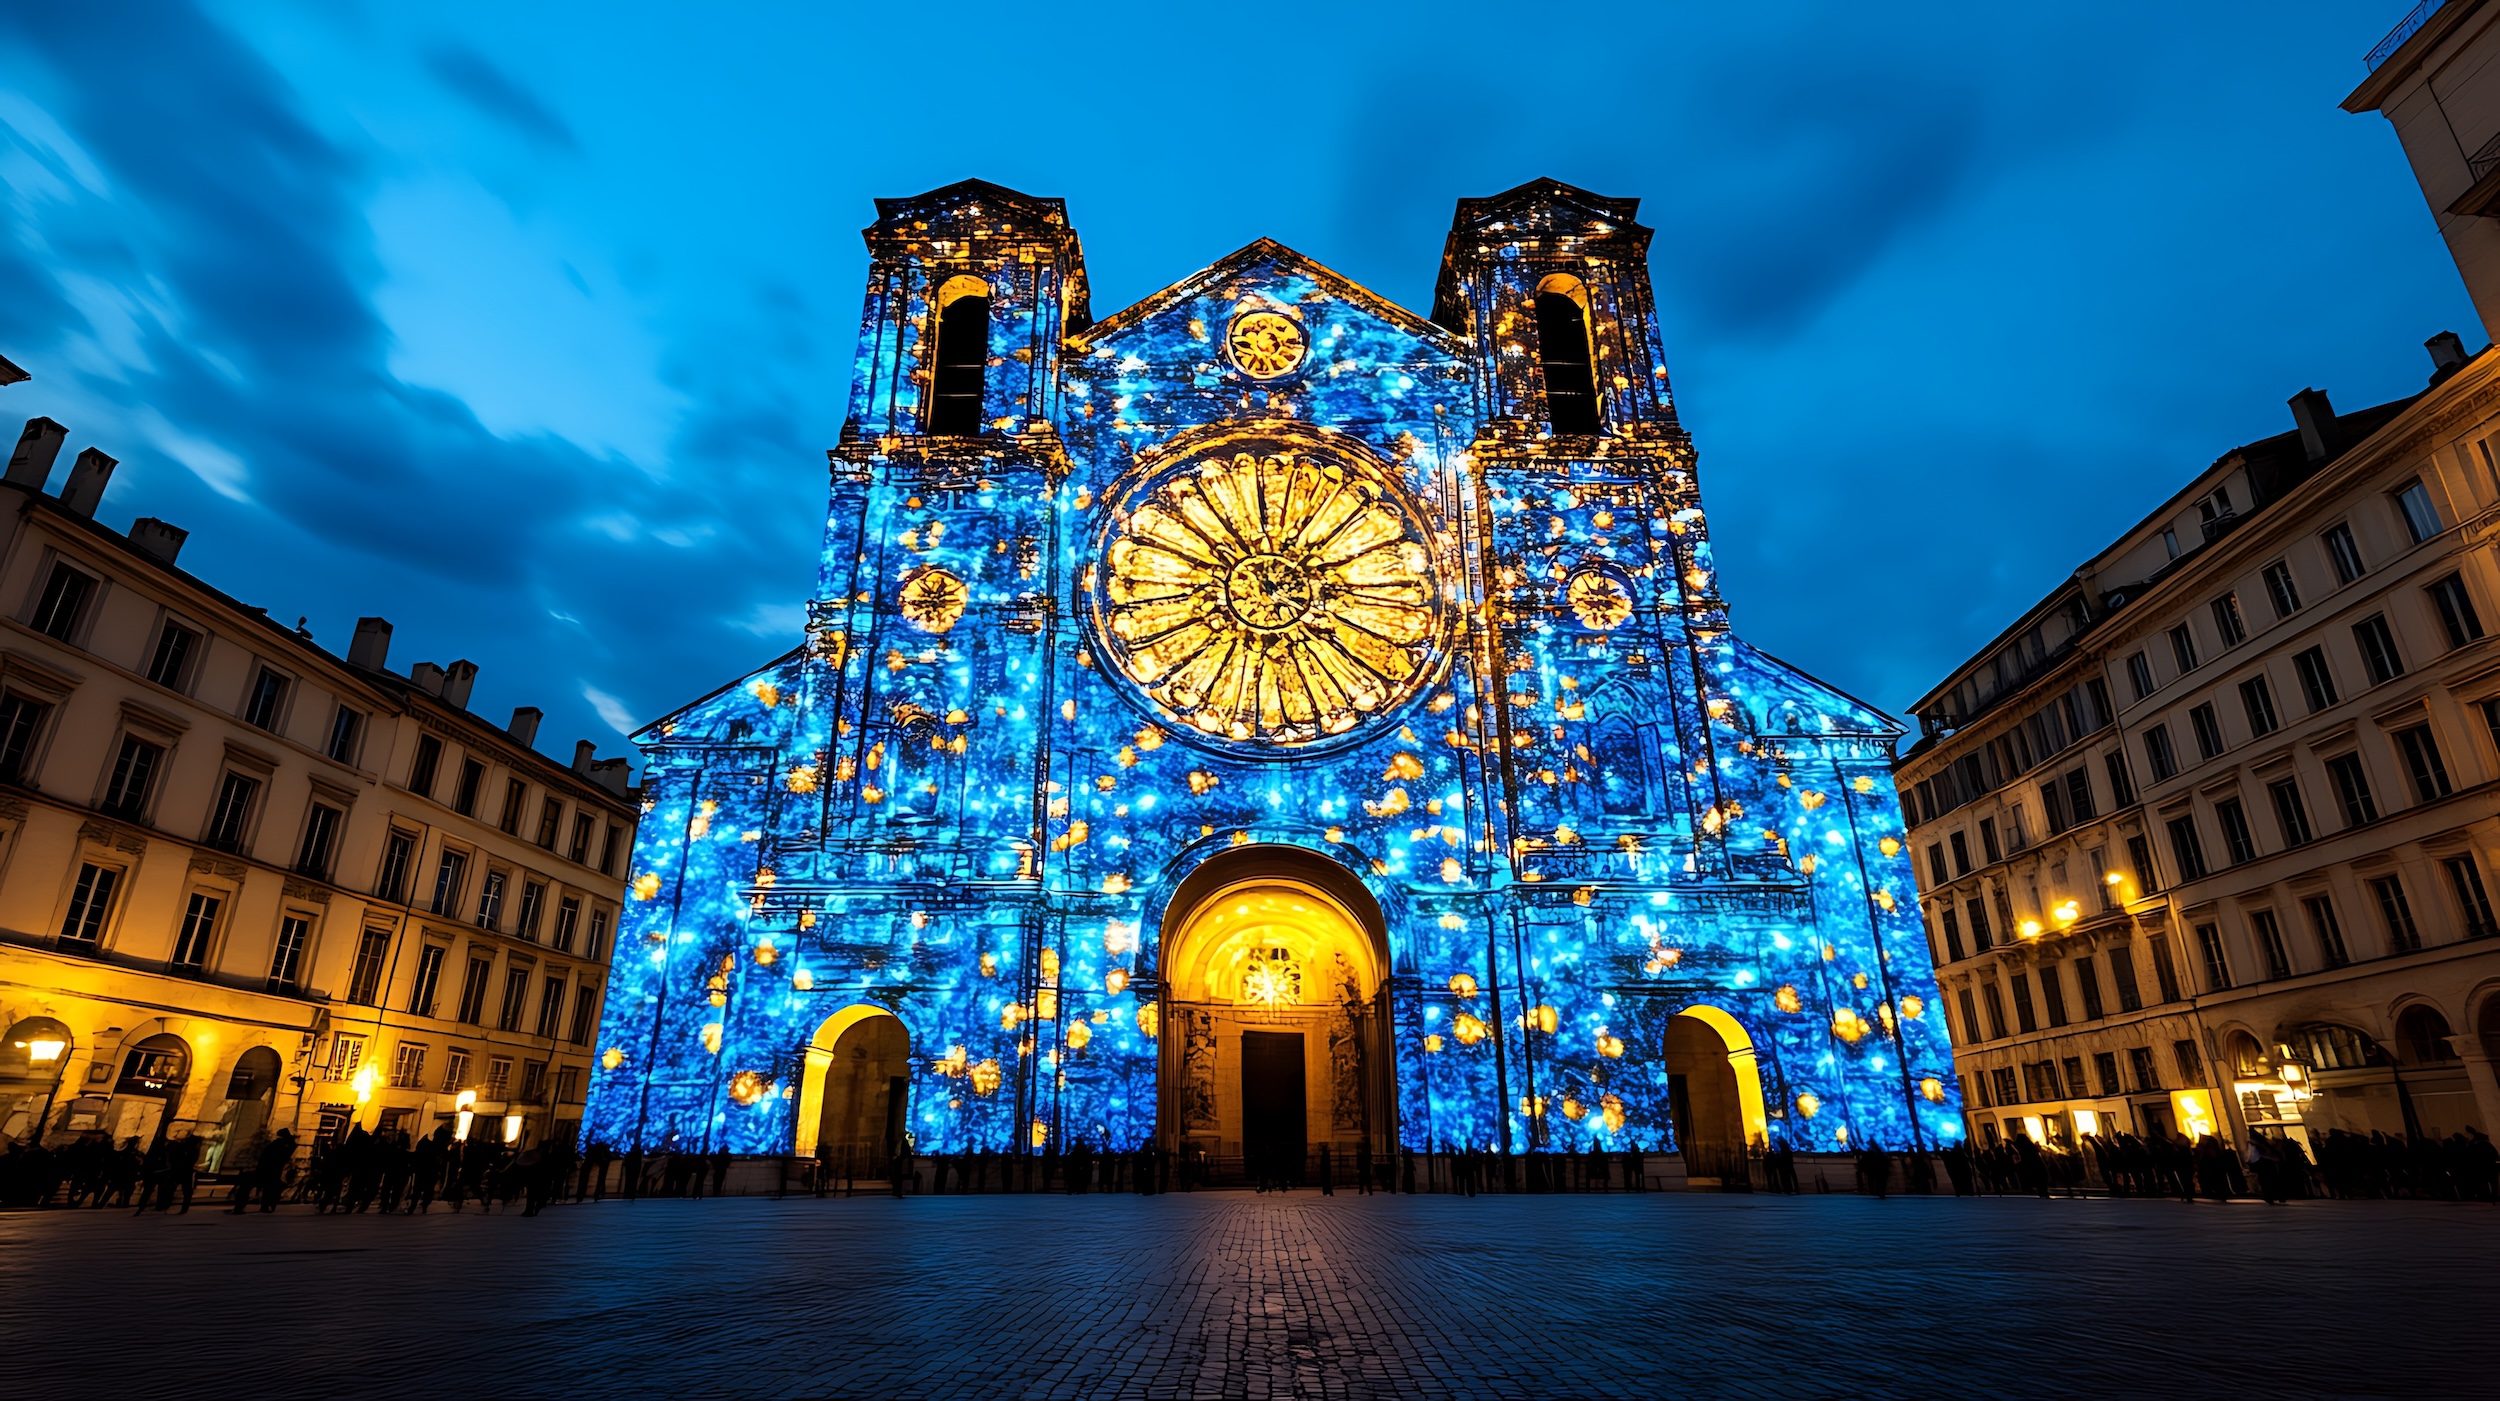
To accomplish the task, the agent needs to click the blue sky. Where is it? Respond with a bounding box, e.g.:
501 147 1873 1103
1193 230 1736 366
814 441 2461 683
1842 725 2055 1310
0 3 2471 764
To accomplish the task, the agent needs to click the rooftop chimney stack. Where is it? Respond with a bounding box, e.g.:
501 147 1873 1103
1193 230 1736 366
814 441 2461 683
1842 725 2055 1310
2427 330 2469 378
2288 388 2337 463
6 417 67 491
0 354 28 387
572 739 596 772
58 447 116 518
441 660 478 709
128 517 187 565
508 706 543 749
410 661 446 695
348 617 393 670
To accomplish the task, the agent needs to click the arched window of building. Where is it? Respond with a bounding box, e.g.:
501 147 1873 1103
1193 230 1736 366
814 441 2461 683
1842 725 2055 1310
928 275 991 437
2395 1005 2459 1065
1591 718 1647 819
2287 1022 2383 1071
2225 1031 2267 1079
1534 275 1602 435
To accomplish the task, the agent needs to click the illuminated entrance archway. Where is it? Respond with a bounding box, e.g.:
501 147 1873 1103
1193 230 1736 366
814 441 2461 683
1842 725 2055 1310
1663 1006 1767 1174
1159 847 1394 1180
792 1005 910 1173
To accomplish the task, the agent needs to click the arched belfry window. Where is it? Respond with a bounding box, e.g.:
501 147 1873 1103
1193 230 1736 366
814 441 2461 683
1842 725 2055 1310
928 275 990 437
1534 275 1602 435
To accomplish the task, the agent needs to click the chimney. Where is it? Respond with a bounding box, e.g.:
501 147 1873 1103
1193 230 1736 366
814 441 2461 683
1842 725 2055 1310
0 354 28 387
2288 388 2336 463
59 447 116 518
588 756 632 796
348 617 392 670
508 706 543 748
441 659 478 709
410 661 446 695
572 739 596 772
6 417 66 491
2427 330 2469 378
128 517 187 565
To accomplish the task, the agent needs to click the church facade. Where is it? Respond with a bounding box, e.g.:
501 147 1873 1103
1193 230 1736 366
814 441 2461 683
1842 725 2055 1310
584 179 1961 1171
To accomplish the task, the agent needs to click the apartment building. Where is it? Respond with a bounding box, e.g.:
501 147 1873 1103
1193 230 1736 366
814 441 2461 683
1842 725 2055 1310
0 409 637 1161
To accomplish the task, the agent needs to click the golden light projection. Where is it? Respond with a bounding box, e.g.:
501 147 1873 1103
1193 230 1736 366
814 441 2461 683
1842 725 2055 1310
1565 568 1633 630
1096 440 1446 747
1225 309 1307 379
898 565 968 633
1240 954 1302 1009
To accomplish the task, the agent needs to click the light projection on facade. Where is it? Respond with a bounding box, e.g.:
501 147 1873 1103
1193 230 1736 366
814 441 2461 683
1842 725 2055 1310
585 178 1962 1169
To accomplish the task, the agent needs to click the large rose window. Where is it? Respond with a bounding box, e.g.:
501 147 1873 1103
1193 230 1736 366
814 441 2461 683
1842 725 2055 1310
1094 437 1448 748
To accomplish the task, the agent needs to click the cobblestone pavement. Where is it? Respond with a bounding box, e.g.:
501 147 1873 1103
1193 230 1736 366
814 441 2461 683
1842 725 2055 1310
2 1191 2485 1398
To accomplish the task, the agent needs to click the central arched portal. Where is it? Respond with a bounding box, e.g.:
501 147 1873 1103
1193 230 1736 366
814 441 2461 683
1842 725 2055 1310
1159 847 1395 1184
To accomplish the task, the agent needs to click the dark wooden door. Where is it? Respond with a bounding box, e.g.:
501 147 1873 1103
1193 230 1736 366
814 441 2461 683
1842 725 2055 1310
1241 1031 1306 1182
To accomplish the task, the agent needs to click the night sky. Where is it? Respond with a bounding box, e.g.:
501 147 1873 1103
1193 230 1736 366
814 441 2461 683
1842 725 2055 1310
0 3 2471 767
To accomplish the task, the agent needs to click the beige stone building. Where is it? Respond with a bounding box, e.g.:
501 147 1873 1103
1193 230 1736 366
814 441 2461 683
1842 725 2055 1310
0 406 637 1164
2349 0 2500 343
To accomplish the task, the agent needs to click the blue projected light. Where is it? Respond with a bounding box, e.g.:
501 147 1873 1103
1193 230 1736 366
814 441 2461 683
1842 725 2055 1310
585 179 1960 1162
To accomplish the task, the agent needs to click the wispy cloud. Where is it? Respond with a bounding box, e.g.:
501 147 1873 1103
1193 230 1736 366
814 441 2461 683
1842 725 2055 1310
423 43 579 153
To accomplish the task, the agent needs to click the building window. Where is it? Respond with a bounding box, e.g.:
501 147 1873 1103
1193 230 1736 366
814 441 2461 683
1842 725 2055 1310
2267 776 2313 847
535 975 566 1039
555 1065 582 1104
203 771 260 853
2126 833 2160 894
2292 646 2338 712
347 925 392 1004
518 880 547 941
2303 894 2349 968
0 692 51 784
2144 725 2177 782
2110 943 2143 1011
2324 753 2377 828
2353 614 2404 686
2251 908 2292 979
1978 817 2001 863
100 734 164 820
2393 477 2442 543
2063 768 2095 824
1948 830 1971 876
2175 1038 2204 1084
2103 752 2136 808
407 734 443 799
442 1048 471 1092
456 955 492 1024
2189 703 2224 762
497 967 530 1032
429 849 468 917
58 862 121 946
375 828 417 903
326 1033 366 1082
587 909 612 961
568 813 594 864
30 561 100 642
1535 280 1602 434
485 1056 513 1100
2425 574 2485 650
2370 875 2421 953
1990 1066 2018 1106
2062 1056 2088 1098
145 621 201 691
409 943 447 1014
569 983 600 1045
390 1042 428 1089
2168 624 2199 675
476 869 507 930
521 1059 548 1103
268 914 311 991
326 704 362 764
1981 983 2008 1039
2193 922 2231 991
2238 676 2278 739
600 824 623 875
500 778 527 835
2011 973 2038 1033
2209 594 2247 648
2038 780 2069 836
453 758 484 817
2444 856 2497 938
2074 954 2104 1019
2215 796 2257 865
926 275 990 437
535 798 563 850
551 896 581 954
171 891 221 970
2129 1046 2161 1092
297 802 343 879
2038 963 2068 1027
1966 897 1995 951
2391 723 2451 803
2161 527 2179 560
2125 650 2154 700
2093 1051 2121 1096
241 667 289 731
2148 934 2183 1002
1939 906 1965 962
2321 522 2365 585
2165 814 2207 882
2262 560 2301 618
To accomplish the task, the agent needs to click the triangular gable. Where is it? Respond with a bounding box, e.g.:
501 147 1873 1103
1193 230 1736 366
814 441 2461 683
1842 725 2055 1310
632 646 809 746
1725 637 1905 740
1077 238 1467 358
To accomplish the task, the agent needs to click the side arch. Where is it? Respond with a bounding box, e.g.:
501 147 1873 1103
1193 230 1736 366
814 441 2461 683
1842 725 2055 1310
1667 1004 1768 1152
792 1004 908 1158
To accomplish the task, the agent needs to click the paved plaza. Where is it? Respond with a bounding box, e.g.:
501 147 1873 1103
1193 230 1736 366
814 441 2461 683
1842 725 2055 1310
2 1191 2483 1398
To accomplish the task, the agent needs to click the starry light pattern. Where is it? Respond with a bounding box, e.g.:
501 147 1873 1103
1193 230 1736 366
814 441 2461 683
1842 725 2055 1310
584 178 1960 1159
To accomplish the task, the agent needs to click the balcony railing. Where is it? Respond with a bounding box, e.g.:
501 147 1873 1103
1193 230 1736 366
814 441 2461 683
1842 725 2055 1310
2368 0 2448 71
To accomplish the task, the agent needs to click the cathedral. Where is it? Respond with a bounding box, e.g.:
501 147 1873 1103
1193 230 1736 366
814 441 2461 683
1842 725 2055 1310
584 178 1962 1173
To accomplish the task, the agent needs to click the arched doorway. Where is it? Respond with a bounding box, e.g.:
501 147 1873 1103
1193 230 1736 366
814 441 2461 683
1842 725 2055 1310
793 1006 910 1176
1158 846 1394 1186
108 1032 190 1146
1 1017 75 1143
205 1046 283 1173
1662 1006 1767 1179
